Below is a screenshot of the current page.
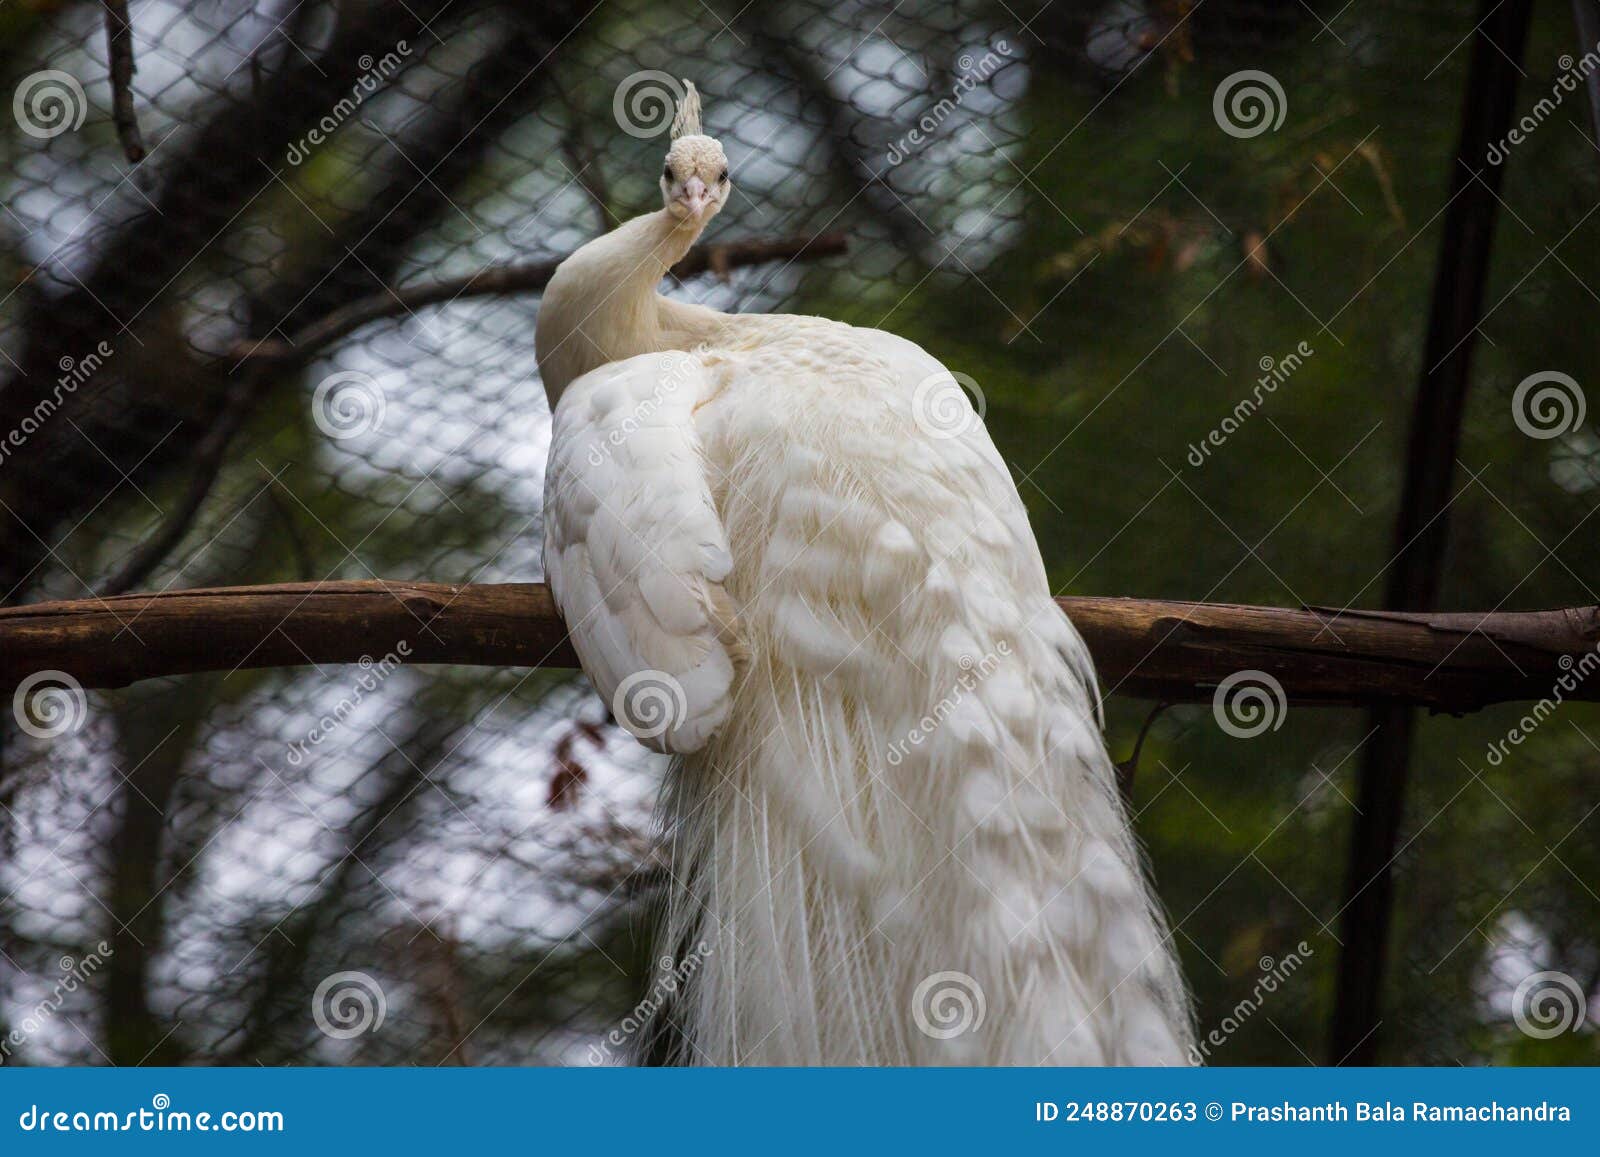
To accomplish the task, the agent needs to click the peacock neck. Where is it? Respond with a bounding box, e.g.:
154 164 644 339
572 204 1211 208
535 208 721 405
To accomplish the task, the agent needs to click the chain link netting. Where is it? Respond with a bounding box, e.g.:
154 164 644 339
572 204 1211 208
1 0 1596 1066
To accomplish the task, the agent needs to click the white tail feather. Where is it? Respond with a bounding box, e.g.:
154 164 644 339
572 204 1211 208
648 639 1194 1064
639 350 1195 1064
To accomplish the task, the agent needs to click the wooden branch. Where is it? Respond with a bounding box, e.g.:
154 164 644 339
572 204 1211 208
231 232 848 366
1 581 1595 712
102 0 145 163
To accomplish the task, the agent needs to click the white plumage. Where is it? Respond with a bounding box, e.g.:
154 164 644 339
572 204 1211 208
537 83 1193 1065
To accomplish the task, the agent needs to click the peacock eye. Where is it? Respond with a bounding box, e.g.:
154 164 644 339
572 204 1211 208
718 168 729 184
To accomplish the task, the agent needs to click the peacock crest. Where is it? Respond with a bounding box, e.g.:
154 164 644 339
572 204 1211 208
670 79 701 139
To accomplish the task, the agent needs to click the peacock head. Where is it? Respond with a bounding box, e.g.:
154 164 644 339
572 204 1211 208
660 81 730 224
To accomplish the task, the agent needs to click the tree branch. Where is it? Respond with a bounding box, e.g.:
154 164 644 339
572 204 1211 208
102 0 145 163
100 379 259 596
1 581 1594 710
231 232 849 366
0 0 463 598
551 70 617 233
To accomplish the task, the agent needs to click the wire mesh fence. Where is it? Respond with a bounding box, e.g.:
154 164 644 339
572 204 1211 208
1 0 1597 1066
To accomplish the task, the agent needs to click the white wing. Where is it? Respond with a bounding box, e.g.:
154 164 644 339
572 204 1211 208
543 350 738 754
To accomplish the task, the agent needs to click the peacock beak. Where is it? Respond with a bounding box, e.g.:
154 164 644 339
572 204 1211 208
678 177 710 217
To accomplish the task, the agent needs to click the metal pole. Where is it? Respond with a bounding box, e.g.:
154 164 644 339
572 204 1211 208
1328 0 1535 1066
